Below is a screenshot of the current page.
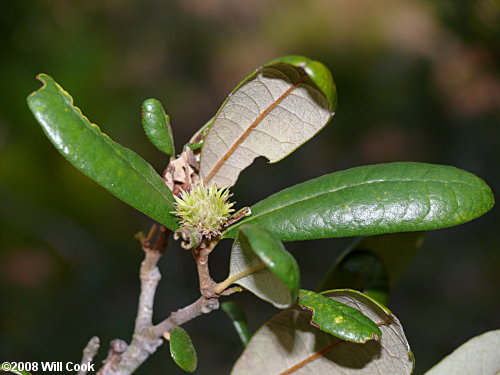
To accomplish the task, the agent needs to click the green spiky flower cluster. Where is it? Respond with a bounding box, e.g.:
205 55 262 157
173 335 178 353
173 182 235 238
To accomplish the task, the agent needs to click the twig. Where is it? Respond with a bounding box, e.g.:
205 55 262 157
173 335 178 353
77 336 100 375
135 226 168 330
151 296 219 337
97 339 128 375
192 239 218 297
109 226 170 375
94 228 231 374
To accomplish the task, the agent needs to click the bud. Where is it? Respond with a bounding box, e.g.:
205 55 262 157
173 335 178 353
173 182 235 239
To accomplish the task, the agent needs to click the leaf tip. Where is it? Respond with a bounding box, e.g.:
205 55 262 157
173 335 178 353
27 73 51 102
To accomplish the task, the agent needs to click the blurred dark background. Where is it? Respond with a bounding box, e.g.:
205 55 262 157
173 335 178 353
1 1 498 374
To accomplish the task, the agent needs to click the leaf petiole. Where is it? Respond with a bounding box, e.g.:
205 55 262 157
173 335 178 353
215 263 266 294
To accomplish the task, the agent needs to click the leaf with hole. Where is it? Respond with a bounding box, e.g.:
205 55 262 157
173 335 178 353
27 74 178 230
231 289 413 375
200 55 336 187
224 162 494 241
221 301 252 346
141 98 175 156
169 326 197 373
226 224 300 309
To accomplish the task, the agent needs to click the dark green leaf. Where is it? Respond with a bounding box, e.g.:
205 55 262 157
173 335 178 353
199 55 336 187
221 301 252 346
319 250 390 304
317 232 425 304
226 224 300 308
141 98 175 156
27 74 178 230
298 289 381 343
169 326 197 373
231 289 413 375
224 162 494 241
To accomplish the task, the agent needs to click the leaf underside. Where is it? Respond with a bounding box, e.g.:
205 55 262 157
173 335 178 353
27 74 178 230
228 225 300 309
423 329 500 375
200 55 336 188
231 289 413 375
224 162 494 241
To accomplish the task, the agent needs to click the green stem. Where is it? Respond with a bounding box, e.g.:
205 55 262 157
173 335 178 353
214 263 266 294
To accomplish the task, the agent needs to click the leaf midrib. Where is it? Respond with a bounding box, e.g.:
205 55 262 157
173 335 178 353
203 75 305 184
227 176 484 231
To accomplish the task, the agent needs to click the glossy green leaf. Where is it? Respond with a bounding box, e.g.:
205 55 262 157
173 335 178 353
224 162 494 241
221 301 252 346
141 98 175 156
169 326 197 373
27 74 178 230
298 289 381 343
424 329 500 375
231 289 413 375
200 55 336 187
317 232 425 304
227 224 300 308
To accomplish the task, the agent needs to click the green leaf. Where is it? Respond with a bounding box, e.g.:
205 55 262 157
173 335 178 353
265 55 337 110
317 232 425 304
424 330 500 375
199 55 336 187
221 301 252 346
226 224 300 309
317 249 389 300
169 326 197 373
141 98 175 156
231 289 413 375
298 289 381 343
27 74 178 230
224 162 494 241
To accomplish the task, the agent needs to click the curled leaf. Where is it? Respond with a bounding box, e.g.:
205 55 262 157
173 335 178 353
200 55 336 187
226 224 300 308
